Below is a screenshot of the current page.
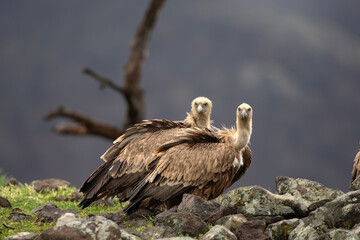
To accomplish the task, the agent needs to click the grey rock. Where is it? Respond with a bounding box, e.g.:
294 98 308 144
100 211 125 225
141 226 176 239
308 199 332 212
31 178 70 192
39 213 140 240
215 213 247 233
126 207 156 220
288 222 321 240
288 207 334 240
200 225 237 240
31 202 59 214
177 194 221 220
350 175 360 191
31 202 80 222
343 224 360 239
38 226 93 240
4 232 38 240
155 212 208 237
8 212 32 222
266 218 300 240
235 220 271 240
157 238 195 240
328 229 350 240
246 215 284 225
323 190 360 229
221 185 308 218
204 206 237 224
276 176 344 207
0 196 12 208
155 206 178 219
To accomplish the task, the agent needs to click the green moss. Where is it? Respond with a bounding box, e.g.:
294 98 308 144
343 220 351 229
0 184 125 238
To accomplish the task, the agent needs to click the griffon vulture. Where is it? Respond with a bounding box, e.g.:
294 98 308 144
122 103 253 213
78 97 214 208
351 145 360 183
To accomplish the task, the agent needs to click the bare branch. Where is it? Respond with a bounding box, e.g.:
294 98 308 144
45 107 123 140
46 0 167 140
122 0 166 127
83 68 127 96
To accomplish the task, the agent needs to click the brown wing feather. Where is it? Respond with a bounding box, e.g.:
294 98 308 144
101 119 188 162
230 145 252 185
79 119 193 208
351 150 360 182
124 128 240 212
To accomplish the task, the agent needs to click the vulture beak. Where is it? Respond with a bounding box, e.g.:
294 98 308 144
241 109 248 119
197 104 203 113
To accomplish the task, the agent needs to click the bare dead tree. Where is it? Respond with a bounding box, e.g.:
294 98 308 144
45 0 166 140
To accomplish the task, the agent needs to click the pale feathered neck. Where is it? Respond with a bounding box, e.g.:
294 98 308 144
184 112 211 128
233 116 252 151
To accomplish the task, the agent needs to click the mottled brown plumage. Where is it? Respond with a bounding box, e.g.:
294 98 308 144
101 96 214 162
351 145 360 183
78 97 214 208
123 103 253 213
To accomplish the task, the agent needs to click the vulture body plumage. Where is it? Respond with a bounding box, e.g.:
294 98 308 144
123 103 253 213
351 146 360 184
78 97 214 208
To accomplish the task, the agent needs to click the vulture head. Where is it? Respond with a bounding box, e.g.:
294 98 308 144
191 96 213 128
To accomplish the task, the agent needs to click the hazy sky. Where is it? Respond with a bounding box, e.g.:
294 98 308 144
1 1 360 193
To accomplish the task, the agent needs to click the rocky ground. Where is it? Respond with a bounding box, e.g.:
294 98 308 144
3 176 360 240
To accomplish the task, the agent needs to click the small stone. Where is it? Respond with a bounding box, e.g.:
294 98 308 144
156 237 195 240
215 213 247 233
31 203 80 222
177 194 221 220
246 215 284 225
100 211 125 225
266 218 300 240
5 178 23 187
31 178 70 192
235 220 271 240
155 212 208 237
31 202 59 214
288 207 334 240
288 223 320 240
200 225 237 240
0 196 12 208
204 206 237 224
4 232 38 240
328 229 350 240
156 206 178 219
141 226 176 239
8 212 32 222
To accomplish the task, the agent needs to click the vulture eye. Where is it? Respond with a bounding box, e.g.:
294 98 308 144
195 103 198 106
203 103 208 107
248 108 251 112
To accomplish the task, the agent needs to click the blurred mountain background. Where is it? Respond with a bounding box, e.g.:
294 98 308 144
1 1 360 192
